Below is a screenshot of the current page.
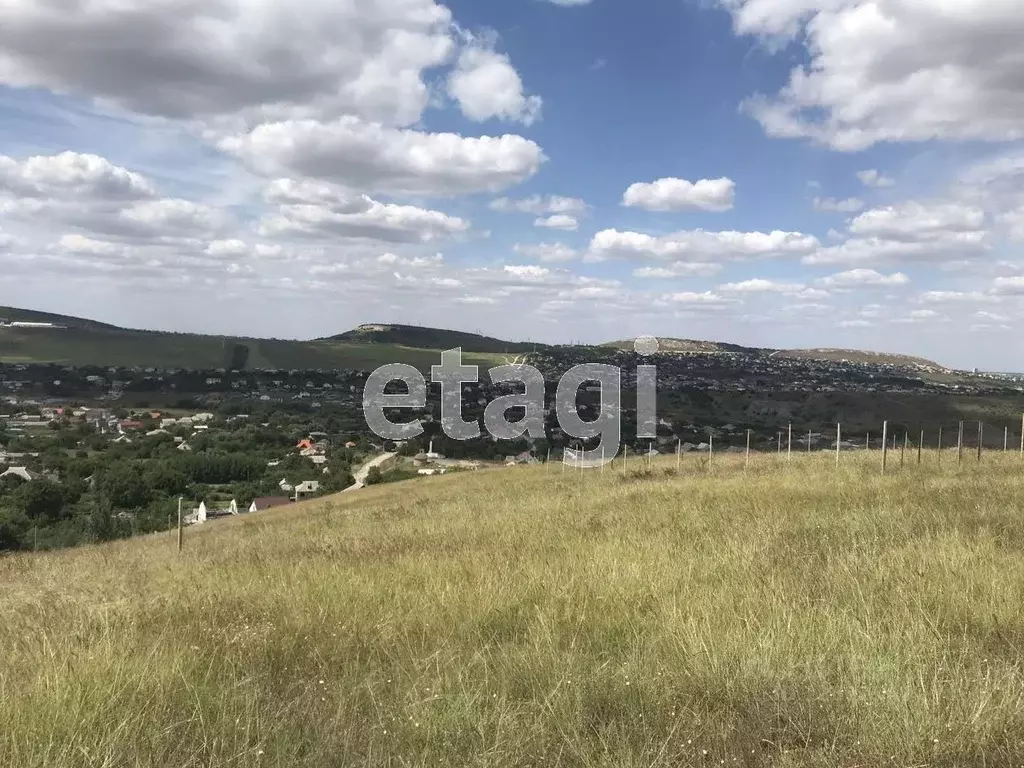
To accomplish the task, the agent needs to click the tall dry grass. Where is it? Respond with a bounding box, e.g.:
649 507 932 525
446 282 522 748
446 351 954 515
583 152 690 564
3 450 1024 767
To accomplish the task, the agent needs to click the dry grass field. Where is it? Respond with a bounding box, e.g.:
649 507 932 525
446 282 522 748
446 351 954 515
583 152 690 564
3 451 1024 767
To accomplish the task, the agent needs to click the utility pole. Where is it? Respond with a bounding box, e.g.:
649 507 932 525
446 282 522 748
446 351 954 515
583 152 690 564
881 421 889 475
176 496 183 554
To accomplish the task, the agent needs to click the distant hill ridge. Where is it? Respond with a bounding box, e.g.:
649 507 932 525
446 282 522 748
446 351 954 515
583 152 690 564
602 338 760 355
0 306 948 372
775 347 946 371
328 323 539 354
603 337 946 371
0 306 129 332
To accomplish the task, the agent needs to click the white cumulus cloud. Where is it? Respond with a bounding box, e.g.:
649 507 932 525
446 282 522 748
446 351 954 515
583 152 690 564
622 177 735 212
447 31 542 125
534 214 578 231
218 117 546 196
723 0 1024 150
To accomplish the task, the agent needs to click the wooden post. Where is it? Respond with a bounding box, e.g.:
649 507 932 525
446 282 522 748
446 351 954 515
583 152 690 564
777 431 782 454
648 440 653 471
787 423 792 461
807 429 812 454
1020 413 1024 458
881 421 889 475
1004 426 1009 453
745 429 751 471
546 448 551 471
709 434 714 467
866 432 871 451
957 421 964 466
601 446 605 474
835 423 841 468
917 429 923 465
938 426 943 463
900 432 907 467
977 422 983 463
622 445 627 475
176 496 183 553
677 438 681 473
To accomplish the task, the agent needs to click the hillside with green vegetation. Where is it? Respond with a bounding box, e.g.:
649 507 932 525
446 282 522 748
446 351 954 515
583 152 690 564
329 323 540 354
603 337 760 355
603 336 947 371
777 347 947 371
0 308 504 371
4 452 1024 766
0 306 959 374
0 306 126 332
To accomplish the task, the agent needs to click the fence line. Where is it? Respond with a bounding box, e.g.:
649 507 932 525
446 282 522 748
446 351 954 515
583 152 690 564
555 414 1024 478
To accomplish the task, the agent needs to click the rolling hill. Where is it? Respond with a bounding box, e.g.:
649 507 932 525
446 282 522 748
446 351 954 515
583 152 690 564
603 336 948 371
0 308 506 371
329 323 541 354
0 305 951 372
774 347 947 371
602 337 761 355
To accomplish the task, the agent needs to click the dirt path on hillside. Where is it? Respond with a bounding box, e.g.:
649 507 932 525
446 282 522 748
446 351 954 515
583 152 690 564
342 452 396 492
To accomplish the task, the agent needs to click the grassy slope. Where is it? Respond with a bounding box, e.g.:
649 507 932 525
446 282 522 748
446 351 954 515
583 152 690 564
777 348 946 370
0 327 504 371
0 305 127 331
4 453 1024 766
331 324 538 354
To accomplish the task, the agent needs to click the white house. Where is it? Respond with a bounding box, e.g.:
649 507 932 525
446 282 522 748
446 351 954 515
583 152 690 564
0 466 37 482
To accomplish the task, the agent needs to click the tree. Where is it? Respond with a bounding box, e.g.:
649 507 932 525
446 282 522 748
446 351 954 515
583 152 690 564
365 466 384 485
87 496 114 543
15 480 66 523
0 508 28 551
226 343 250 371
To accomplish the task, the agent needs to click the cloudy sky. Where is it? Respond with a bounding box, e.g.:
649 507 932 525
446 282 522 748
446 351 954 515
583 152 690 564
0 0 1022 369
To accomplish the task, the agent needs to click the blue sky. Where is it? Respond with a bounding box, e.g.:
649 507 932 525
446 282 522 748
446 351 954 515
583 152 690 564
0 0 1022 369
